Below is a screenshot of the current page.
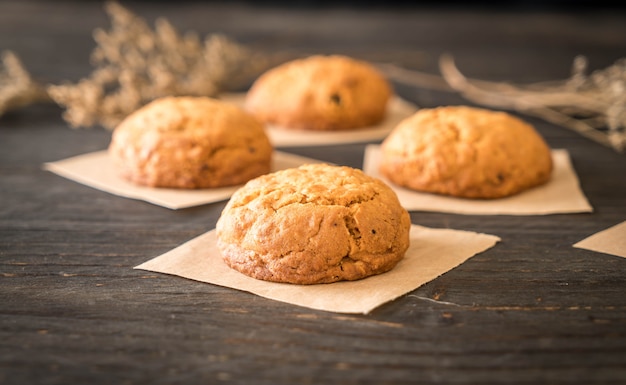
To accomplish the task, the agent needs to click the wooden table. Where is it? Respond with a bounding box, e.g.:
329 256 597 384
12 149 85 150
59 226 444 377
2 2 625 384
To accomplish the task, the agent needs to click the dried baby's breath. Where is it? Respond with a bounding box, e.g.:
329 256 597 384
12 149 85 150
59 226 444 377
47 1 279 129
0 51 50 115
381 54 626 153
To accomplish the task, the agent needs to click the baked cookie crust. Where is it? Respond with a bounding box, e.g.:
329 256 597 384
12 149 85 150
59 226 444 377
379 106 553 199
245 55 392 131
108 96 272 189
216 163 411 284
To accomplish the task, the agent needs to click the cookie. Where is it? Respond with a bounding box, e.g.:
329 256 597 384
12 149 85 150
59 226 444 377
216 163 411 284
379 106 553 199
108 96 272 189
245 55 392 131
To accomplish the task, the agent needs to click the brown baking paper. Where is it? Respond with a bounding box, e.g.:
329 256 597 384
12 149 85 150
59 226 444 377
363 146 592 215
134 224 500 314
573 221 626 259
43 150 323 209
219 93 418 147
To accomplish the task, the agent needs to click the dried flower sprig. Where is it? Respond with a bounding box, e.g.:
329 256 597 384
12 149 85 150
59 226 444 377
440 54 625 152
381 54 626 153
0 51 50 116
47 1 280 130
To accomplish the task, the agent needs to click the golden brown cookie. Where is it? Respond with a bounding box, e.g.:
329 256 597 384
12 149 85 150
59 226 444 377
379 106 553 199
108 96 272 189
245 55 392 131
216 163 411 284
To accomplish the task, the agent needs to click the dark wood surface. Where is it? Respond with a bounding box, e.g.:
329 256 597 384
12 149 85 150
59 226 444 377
2 1 626 384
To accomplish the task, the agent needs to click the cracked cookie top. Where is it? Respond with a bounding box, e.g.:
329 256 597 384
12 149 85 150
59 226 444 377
108 96 272 189
244 55 392 131
216 163 411 284
379 106 553 199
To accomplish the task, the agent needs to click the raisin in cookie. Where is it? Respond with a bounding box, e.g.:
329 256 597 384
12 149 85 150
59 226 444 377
108 96 272 189
245 55 392 131
379 106 553 199
216 163 411 284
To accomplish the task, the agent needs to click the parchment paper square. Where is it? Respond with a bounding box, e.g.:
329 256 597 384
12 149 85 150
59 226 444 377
573 221 626 259
134 225 500 314
43 150 323 209
363 146 592 215
220 93 418 147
